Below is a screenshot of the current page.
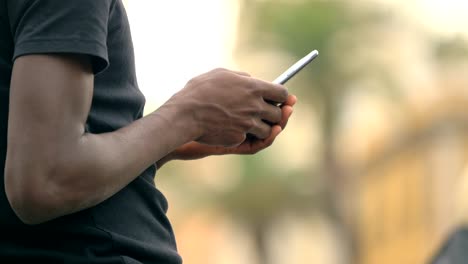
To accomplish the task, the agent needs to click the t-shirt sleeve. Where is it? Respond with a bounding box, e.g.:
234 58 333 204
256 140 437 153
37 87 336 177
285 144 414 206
7 0 113 74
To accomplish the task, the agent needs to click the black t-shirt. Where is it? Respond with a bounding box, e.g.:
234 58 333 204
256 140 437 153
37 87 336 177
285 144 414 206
0 1 182 263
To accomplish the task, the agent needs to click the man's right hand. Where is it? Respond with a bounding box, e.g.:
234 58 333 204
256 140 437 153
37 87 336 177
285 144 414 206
166 68 289 147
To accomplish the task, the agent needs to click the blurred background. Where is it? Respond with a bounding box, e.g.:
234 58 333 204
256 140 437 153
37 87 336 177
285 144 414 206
124 0 468 263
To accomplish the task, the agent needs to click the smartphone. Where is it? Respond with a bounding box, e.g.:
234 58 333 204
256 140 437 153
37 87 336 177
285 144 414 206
248 50 318 139
272 50 318 85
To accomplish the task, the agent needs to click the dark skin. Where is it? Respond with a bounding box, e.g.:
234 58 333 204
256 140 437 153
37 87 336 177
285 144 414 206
4 54 296 225
157 94 296 167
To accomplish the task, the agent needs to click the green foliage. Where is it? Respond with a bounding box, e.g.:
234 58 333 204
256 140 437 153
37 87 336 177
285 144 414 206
252 1 347 72
241 0 395 102
434 36 468 62
242 1 349 98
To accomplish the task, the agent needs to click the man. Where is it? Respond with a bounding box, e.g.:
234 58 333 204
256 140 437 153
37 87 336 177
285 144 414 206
0 1 296 263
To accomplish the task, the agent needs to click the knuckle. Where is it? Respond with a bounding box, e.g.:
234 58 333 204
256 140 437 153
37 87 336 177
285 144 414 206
210 69 230 80
213 67 227 73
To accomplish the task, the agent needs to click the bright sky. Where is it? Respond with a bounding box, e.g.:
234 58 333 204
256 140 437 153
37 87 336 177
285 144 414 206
125 1 240 112
371 0 468 36
417 0 468 36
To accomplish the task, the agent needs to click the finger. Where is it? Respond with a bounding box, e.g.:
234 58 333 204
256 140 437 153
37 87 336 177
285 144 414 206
237 125 282 155
283 94 297 107
253 125 282 149
252 78 289 104
247 119 272 139
264 125 282 143
278 105 294 129
259 102 282 124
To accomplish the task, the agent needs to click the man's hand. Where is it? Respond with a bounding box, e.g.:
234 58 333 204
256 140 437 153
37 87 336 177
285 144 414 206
156 95 297 167
6 60 287 224
161 68 289 147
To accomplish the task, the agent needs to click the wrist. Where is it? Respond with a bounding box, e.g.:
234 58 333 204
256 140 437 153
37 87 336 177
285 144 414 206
152 96 203 143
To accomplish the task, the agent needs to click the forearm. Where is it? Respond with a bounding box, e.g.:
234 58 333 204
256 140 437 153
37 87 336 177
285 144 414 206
5 102 197 224
6 58 288 224
69 105 196 208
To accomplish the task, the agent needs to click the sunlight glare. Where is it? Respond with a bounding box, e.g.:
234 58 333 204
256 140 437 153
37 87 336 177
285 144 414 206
125 1 240 112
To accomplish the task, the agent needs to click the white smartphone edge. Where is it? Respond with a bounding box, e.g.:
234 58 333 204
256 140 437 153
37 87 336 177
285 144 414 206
272 50 319 85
